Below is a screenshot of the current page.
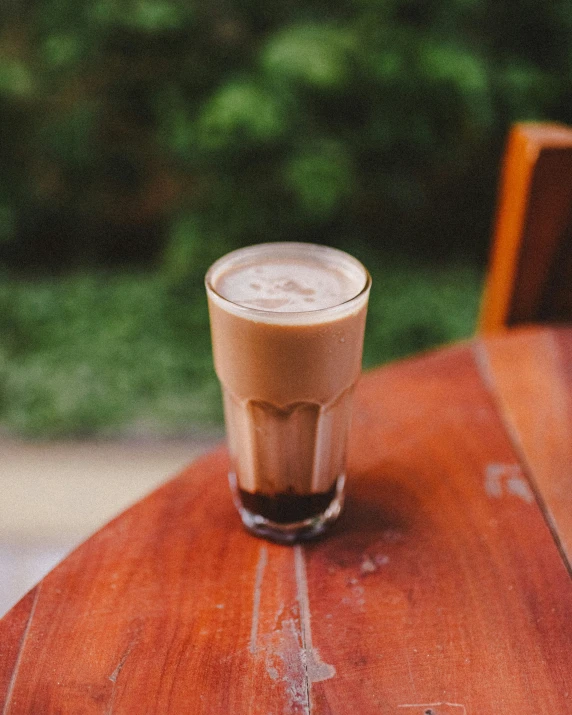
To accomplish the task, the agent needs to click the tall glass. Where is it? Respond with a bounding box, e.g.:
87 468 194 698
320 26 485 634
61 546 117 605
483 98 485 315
205 242 371 543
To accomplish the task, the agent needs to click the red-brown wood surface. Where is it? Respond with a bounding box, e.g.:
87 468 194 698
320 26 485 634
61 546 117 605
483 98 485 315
480 326 572 565
2 329 572 714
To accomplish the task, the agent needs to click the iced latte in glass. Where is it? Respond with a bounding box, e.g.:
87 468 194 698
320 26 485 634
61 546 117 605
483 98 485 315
206 242 370 542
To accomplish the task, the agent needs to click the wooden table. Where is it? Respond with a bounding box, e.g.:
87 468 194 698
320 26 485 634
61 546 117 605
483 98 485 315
2 326 572 714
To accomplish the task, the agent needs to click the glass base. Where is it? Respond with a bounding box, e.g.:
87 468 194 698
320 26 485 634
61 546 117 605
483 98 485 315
229 473 345 544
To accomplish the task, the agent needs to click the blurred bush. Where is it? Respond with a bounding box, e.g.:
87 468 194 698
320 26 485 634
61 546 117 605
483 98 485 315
1 0 571 277
0 256 482 437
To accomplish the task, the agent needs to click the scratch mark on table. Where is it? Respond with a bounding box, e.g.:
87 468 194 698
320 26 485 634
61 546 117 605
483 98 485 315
294 545 336 683
397 702 467 714
109 640 135 684
258 612 308 711
403 647 417 701
2 583 42 715
276 618 307 709
106 624 141 714
249 545 268 655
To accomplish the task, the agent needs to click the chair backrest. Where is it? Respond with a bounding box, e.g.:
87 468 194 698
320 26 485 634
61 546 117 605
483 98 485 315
479 122 572 333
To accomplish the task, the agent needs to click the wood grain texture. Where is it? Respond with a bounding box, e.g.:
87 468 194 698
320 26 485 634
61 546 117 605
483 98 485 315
306 340 572 713
480 326 572 565
479 122 572 332
1 334 572 713
0 450 316 715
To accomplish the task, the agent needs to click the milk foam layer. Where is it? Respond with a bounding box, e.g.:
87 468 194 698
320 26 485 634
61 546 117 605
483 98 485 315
214 257 364 312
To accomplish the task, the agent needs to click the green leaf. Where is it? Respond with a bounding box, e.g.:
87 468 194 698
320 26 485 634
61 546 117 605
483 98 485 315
497 61 560 119
198 80 288 151
419 41 493 129
162 214 235 283
156 86 200 161
282 141 355 220
91 0 186 32
0 60 34 99
261 24 354 90
43 35 83 69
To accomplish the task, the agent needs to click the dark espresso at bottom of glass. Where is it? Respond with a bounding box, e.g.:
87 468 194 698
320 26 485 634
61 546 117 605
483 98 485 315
238 481 338 524
229 472 345 543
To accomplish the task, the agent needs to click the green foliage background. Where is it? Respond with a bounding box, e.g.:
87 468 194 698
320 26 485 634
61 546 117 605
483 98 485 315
0 0 570 436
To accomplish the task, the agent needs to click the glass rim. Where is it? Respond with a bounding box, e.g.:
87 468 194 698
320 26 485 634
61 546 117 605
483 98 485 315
205 242 371 321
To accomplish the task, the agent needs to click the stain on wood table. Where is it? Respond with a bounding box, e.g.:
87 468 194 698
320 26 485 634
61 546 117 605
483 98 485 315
1 327 572 714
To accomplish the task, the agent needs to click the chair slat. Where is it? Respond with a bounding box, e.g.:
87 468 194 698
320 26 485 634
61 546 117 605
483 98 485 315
480 122 572 332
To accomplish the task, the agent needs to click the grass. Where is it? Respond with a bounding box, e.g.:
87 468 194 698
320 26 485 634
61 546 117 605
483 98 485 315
0 255 484 438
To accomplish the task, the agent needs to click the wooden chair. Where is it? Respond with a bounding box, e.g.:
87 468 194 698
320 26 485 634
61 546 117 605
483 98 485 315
479 122 572 333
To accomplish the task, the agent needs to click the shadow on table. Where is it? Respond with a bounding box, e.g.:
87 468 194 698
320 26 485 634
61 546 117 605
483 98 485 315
306 465 424 566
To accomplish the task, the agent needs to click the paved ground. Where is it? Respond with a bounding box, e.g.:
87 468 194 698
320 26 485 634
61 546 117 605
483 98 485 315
0 434 222 618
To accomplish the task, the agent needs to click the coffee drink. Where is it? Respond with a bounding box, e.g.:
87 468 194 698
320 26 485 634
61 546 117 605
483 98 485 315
206 242 370 542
